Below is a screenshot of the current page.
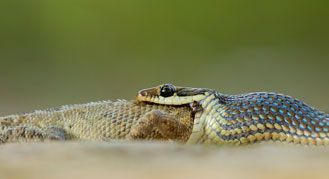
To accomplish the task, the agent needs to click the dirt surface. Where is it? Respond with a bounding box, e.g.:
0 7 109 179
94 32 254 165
0 141 328 179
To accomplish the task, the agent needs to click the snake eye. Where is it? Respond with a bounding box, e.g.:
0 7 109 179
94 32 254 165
160 84 175 97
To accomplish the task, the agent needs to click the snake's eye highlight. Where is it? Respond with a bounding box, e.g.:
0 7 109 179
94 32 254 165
160 84 175 97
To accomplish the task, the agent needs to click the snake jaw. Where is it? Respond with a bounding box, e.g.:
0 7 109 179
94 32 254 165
136 84 215 106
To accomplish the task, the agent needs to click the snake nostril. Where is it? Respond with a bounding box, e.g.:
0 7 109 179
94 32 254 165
140 91 147 96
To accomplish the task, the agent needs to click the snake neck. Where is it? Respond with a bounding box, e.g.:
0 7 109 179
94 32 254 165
187 92 329 145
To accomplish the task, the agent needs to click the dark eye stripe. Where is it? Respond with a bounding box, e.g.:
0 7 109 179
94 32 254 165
176 88 208 96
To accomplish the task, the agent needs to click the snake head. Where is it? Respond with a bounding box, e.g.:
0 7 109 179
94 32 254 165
137 84 215 107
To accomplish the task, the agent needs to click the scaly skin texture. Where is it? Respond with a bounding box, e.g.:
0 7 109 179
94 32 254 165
187 92 329 145
137 84 329 146
1 84 329 146
0 100 194 144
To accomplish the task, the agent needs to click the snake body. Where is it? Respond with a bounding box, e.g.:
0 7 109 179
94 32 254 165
138 84 329 145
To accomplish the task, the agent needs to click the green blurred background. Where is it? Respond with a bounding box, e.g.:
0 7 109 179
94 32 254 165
0 0 328 115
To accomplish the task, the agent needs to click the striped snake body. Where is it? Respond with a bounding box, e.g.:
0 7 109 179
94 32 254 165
138 84 329 145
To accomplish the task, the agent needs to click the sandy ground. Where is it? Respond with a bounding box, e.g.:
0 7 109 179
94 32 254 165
0 142 329 179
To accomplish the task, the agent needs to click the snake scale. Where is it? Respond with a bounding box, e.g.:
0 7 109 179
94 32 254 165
137 84 329 145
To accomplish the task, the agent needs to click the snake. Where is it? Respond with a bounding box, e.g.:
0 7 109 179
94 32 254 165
137 84 329 145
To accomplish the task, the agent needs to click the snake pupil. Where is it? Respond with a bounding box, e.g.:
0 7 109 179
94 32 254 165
160 84 175 97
